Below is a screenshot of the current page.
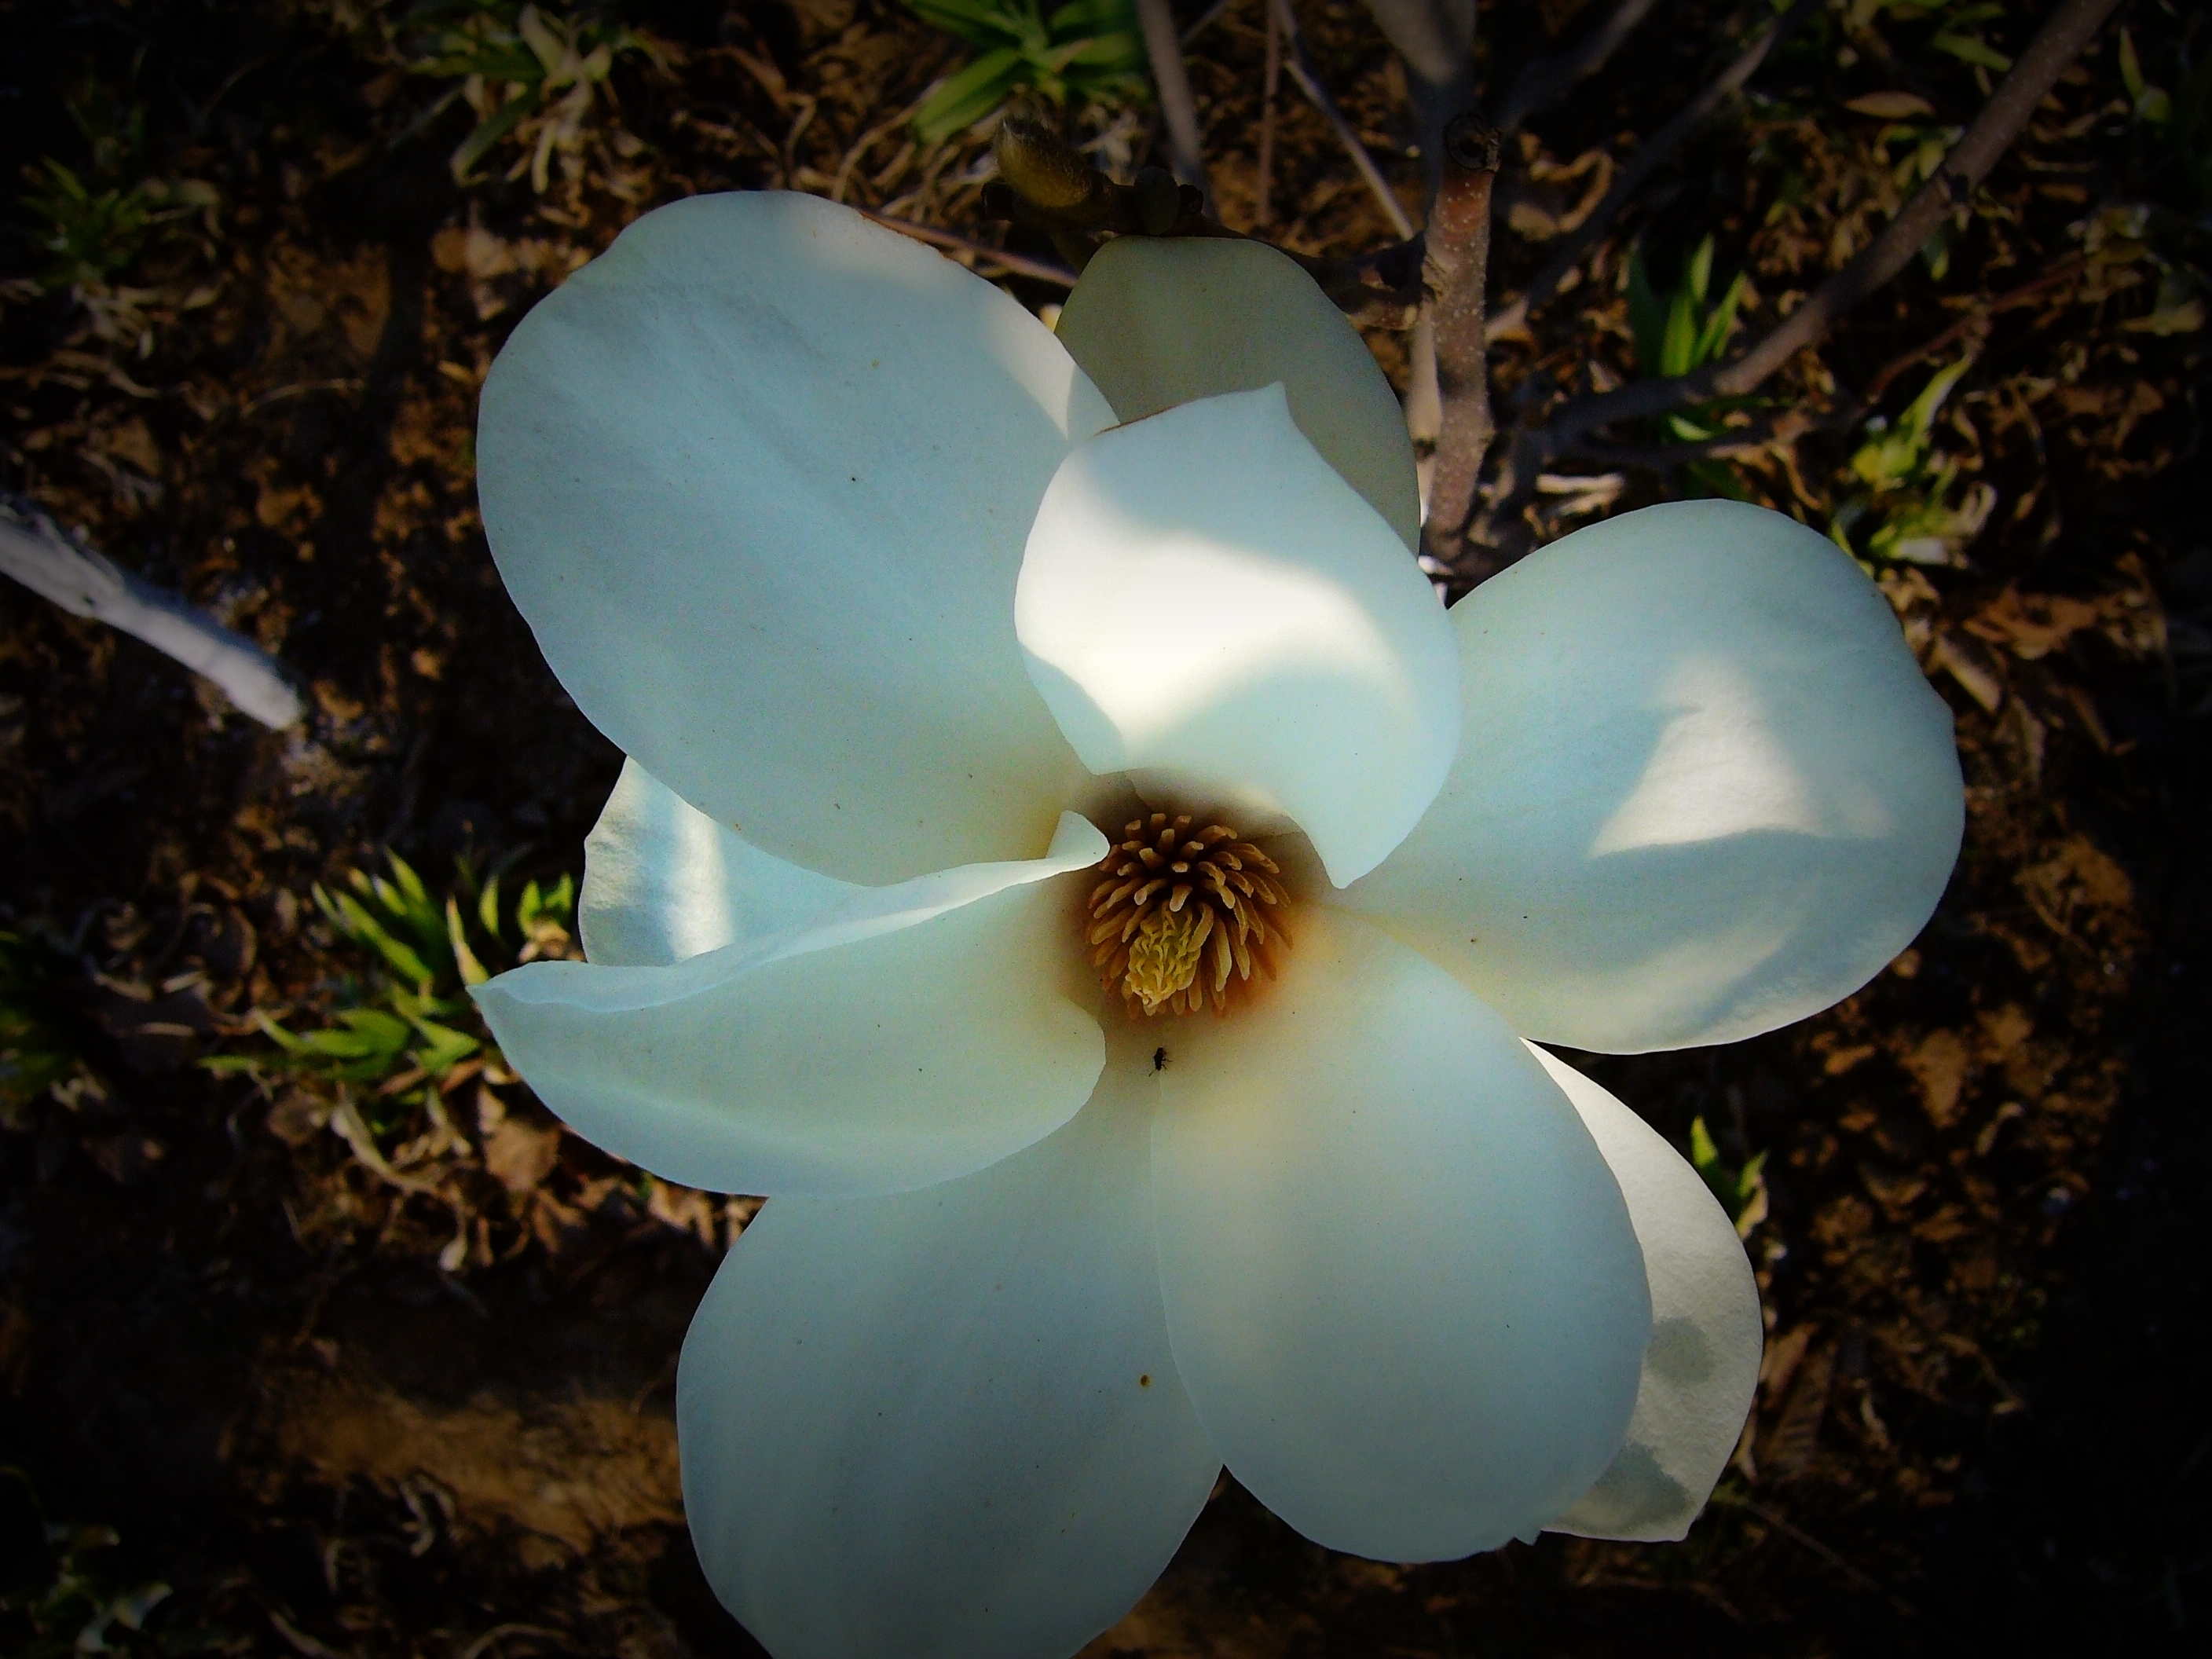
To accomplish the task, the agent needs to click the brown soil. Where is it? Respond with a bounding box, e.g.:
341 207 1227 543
2 2 2207 1657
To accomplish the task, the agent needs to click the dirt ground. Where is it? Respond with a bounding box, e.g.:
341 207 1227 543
2 2 2207 1655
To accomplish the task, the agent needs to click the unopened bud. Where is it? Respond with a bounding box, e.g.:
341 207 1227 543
1133 167 1181 236
994 114 1103 214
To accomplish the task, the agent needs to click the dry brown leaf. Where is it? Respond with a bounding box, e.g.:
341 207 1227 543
1963 588 2104 660
1902 1029 1971 1128
483 1116 561 1194
1844 90 1936 119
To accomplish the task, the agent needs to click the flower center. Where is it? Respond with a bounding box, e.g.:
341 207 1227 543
1086 812 1291 1017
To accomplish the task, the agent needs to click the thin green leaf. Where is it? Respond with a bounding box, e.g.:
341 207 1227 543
1627 247 1666 376
447 896 490 988
1931 33 2010 72
1686 235 1714 308
1659 282 1700 379
914 46 1027 145
332 892 435 989
452 87 541 181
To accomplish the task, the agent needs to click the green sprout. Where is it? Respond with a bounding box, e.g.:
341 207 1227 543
15 81 219 294
1829 356 1995 566
2117 25 2212 210
1627 234 1752 499
0 932 84 1133
1689 1115 1770 1237
388 2 654 189
0 1477 175 1659
905 1 1147 148
1628 234 1748 385
207 851 574 1135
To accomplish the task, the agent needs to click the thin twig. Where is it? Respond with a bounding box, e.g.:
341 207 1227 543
1716 1493 1918 1617
1 492 303 728
1573 256 2089 467
455 1624 563 1659
1569 409 1816 467
1546 0 2123 441
855 208 1078 287
1361 0 1478 202
1275 0 1416 240
1257 0 1283 227
1858 253 2086 406
1489 0 1818 339
1482 0 2126 548
1181 0 1232 46
1136 0 1214 204
830 107 911 204
1494 0 1666 134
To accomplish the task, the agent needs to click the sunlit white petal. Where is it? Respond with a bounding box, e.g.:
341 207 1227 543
580 758 859 966
1340 500 1963 1051
1528 1046 1763 1542
1148 907 1646 1561
1054 236 1421 548
679 1075 1220 1659
1016 386 1459 886
478 191 1115 884
474 815 1108 1197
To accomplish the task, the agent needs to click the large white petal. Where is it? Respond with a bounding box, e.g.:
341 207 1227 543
1529 1046 1763 1543
478 191 1116 885
1016 386 1459 887
1339 500 1963 1052
580 758 860 966
474 815 1108 1196
1148 907 1647 1562
679 1071 1220 1659
1053 235 1421 550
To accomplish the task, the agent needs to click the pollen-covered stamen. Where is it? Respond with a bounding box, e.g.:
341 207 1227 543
1086 811 1290 1016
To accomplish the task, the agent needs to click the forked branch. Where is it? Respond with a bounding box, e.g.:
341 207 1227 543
1469 0 2127 562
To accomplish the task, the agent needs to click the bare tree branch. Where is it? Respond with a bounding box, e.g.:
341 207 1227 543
859 207 1079 286
1276 0 1416 240
1489 0 1819 339
1136 0 1214 206
1257 0 1284 226
1 493 303 728
1855 253 2085 406
1421 117 1503 554
1493 0 1665 134
1479 0 2126 552
1362 0 1477 201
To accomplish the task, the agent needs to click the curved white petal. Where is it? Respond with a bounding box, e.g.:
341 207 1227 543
1053 235 1421 550
474 815 1108 1196
1528 1046 1763 1543
679 1075 1220 1659
1339 500 1964 1052
1016 386 1459 887
580 758 860 966
1148 907 1647 1562
478 191 1116 885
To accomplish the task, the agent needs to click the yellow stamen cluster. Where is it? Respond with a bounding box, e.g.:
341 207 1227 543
1087 812 1290 1017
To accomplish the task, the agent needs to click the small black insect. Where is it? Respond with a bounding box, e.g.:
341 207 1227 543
1152 1046 1168 1071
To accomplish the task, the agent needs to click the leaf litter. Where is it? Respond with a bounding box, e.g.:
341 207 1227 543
0 2 2206 1655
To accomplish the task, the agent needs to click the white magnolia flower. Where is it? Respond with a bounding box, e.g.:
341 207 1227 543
471 192 1962 1659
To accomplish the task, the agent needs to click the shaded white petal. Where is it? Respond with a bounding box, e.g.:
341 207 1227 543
1016 386 1459 886
1339 500 1963 1052
1054 235 1421 549
478 191 1115 884
1529 1046 1763 1543
1149 907 1647 1562
679 1073 1220 1659
474 815 1108 1196
580 757 859 966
